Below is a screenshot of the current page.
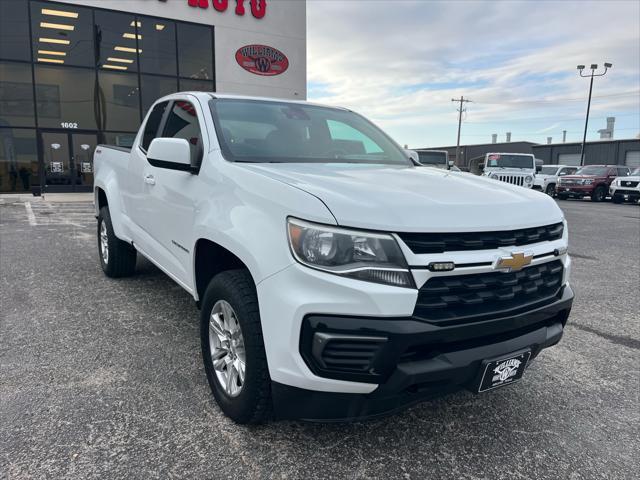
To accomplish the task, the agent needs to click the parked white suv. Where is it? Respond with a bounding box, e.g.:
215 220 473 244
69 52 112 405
93 93 573 423
610 167 640 203
479 153 537 188
533 165 579 196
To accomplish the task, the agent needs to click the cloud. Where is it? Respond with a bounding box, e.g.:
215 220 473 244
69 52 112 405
307 0 640 147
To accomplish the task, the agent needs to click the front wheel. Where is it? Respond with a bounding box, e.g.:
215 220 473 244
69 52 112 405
97 206 137 277
200 269 272 424
590 186 606 202
545 183 556 196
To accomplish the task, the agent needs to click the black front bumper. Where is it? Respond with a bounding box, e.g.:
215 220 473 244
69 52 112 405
272 285 573 421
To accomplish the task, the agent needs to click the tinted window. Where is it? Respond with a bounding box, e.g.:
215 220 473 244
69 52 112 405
98 71 140 131
142 101 168 151
558 167 577 176
138 17 176 76
0 128 38 193
576 166 608 176
1 0 31 61
31 1 94 67
486 154 534 169
161 101 202 165
141 75 177 116
177 24 213 79
540 166 559 175
210 99 409 165
418 151 448 166
34 65 97 129
0 62 36 127
95 10 138 72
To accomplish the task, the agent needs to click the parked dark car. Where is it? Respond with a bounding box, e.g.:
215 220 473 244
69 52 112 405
556 165 630 202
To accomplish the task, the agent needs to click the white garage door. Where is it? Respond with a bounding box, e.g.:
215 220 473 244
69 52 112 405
625 150 640 167
558 153 582 166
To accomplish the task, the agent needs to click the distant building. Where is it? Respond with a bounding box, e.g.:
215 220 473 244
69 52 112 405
422 139 640 169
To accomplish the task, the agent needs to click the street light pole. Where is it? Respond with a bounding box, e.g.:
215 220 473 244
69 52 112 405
577 63 612 166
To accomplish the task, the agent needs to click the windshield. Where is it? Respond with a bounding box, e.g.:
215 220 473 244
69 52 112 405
576 166 608 176
632 167 640 176
539 166 559 175
209 99 410 165
417 151 447 166
486 154 534 169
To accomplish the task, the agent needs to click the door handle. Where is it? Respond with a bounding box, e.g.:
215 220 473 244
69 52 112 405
144 174 156 185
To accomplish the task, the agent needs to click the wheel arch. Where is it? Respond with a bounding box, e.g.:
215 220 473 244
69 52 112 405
193 238 257 303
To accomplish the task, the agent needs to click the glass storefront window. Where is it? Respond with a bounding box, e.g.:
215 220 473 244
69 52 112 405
0 62 36 128
98 71 140 132
95 10 138 72
0 128 38 193
102 131 137 149
35 65 97 130
1 0 31 61
141 75 177 116
31 1 95 68
179 78 214 93
139 17 177 76
177 24 213 80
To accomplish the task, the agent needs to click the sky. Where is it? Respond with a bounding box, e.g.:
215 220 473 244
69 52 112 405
306 0 640 148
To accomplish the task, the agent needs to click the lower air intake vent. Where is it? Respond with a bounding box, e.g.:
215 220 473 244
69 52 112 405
312 333 387 373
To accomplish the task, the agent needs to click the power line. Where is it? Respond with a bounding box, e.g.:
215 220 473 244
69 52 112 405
474 89 639 105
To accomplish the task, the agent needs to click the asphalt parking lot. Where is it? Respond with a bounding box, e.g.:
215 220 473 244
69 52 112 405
1 197 638 479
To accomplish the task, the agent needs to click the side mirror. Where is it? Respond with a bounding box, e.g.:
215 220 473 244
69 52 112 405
536 164 542 173
448 161 454 167
404 149 420 164
147 138 194 172
478 163 485 172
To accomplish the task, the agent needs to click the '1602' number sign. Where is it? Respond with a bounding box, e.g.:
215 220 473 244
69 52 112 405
235 44 289 76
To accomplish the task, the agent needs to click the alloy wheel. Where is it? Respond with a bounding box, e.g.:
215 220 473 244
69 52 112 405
209 300 246 397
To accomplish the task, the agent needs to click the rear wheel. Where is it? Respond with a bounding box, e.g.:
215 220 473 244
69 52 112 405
612 194 623 204
591 185 606 202
545 183 556 196
200 269 272 424
97 206 137 277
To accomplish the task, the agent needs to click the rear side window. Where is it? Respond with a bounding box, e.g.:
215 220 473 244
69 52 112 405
161 100 203 166
142 101 169 151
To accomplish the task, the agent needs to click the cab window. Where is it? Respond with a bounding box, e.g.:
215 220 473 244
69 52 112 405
141 101 169 151
617 167 630 176
161 100 203 166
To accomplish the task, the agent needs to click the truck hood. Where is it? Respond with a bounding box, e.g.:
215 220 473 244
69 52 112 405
240 163 563 232
484 168 533 175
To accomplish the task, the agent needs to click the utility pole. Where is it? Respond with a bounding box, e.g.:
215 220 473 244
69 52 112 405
452 96 472 165
577 63 612 166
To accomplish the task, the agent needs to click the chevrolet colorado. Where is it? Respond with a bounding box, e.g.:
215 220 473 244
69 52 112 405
93 93 573 423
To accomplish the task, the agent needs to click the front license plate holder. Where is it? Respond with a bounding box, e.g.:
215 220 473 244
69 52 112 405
477 350 531 393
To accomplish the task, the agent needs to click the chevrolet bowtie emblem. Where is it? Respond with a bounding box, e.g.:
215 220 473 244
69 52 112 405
495 252 533 272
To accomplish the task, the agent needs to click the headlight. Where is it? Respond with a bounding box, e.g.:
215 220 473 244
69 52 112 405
490 173 499 179
525 175 533 183
613 179 620 186
287 218 414 288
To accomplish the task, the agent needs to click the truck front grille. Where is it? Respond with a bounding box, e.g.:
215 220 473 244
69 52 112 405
413 260 564 323
397 223 563 254
494 174 526 186
621 180 639 188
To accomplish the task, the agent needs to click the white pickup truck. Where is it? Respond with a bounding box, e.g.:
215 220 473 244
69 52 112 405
94 93 573 423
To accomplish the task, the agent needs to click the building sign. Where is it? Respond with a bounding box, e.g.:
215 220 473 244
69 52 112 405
187 0 267 19
235 44 288 76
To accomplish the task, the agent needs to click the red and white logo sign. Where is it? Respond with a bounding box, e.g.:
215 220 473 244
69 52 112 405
235 44 289 76
187 0 266 19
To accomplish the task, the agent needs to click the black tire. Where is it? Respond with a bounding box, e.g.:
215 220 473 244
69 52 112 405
590 185 606 202
97 206 137 278
557 193 568 200
545 183 556 196
200 269 272 424
612 194 623 204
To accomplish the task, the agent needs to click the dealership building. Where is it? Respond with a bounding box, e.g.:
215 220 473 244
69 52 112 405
0 0 306 193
